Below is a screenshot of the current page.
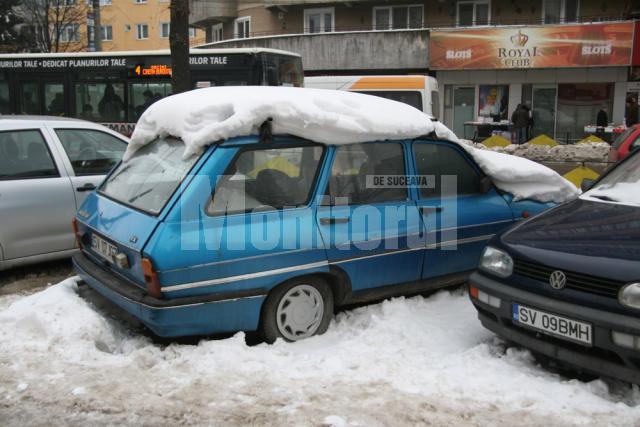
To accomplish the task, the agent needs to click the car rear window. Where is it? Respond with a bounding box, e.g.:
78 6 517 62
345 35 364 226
100 137 199 215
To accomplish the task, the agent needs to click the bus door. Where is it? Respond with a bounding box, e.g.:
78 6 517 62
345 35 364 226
18 75 67 116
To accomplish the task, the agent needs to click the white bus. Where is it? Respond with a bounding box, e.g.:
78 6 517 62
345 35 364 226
304 75 440 119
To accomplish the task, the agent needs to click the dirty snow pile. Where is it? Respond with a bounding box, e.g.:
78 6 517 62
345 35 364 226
126 86 578 204
475 142 610 162
2 279 640 425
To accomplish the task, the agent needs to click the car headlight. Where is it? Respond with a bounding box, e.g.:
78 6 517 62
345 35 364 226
479 246 513 278
619 283 640 309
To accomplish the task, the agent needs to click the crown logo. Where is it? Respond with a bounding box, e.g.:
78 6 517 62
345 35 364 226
510 30 528 47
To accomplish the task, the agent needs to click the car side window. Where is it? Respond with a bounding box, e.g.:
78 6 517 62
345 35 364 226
55 129 127 176
207 145 324 215
328 143 407 205
0 130 59 180
413 142 482 198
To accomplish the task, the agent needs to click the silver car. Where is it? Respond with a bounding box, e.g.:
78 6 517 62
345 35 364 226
0 116 128 270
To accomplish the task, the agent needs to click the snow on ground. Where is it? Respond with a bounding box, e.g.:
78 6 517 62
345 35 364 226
1 278 639 426
125 86 578 204
471 141 611 163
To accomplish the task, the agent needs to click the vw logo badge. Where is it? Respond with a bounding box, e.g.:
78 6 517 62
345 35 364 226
549 270 567 290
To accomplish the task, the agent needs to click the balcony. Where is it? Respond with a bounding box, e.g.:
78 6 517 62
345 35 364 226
264 0 371 8
196 29 430 73
190 0 237 27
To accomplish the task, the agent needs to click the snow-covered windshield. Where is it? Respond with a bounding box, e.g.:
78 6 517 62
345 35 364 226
101 137 199 215
584 153 640 206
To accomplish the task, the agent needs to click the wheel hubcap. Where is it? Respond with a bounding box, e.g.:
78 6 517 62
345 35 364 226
276 284 324 341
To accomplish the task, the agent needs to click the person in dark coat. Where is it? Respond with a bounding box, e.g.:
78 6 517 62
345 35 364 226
596 106 608 128
511 104 529 144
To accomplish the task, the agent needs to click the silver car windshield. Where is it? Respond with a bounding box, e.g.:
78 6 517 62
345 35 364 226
100 137 200 215
584 153 640 206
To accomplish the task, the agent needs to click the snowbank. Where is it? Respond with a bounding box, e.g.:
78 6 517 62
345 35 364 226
126 86 578 203
1 280 638 425
476 141 610 163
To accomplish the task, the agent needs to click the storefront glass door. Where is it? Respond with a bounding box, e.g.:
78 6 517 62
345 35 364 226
453 87 475 138
532 86 557 139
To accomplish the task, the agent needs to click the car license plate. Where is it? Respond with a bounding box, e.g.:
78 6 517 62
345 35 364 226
91 234 118 263
512 304 592 346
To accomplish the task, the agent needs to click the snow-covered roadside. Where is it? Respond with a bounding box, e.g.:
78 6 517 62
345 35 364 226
468 141 611 163
1 279 639 426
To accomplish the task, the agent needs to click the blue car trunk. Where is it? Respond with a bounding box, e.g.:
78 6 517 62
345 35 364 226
76 191 161 288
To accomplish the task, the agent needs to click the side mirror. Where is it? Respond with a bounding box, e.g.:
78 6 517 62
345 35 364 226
581 178 595 192
480 176 493 193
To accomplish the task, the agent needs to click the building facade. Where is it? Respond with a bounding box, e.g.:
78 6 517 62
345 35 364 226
189 0 640 142
98 0 206 51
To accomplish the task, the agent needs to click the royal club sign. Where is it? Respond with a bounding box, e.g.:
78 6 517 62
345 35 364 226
430 22 634 70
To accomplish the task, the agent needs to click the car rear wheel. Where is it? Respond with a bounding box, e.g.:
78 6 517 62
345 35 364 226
261 277 333 343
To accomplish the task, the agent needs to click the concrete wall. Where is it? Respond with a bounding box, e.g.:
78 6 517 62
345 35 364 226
208 30 430 72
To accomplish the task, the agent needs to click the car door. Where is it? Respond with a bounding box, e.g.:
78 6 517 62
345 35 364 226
412 140 514 279
47 126 127 208
0 126 76 260
316 142 424 292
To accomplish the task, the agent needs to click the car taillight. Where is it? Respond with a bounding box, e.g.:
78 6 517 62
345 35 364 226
141 258 162 298
71 217 83 250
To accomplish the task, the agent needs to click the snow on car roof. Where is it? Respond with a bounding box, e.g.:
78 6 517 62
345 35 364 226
126 86 578 203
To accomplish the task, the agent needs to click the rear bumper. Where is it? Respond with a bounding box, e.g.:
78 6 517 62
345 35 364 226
469 271 640 384
73 252 266 337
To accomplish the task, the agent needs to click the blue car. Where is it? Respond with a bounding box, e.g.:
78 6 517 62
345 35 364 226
72 125 552 342
469 150 640 382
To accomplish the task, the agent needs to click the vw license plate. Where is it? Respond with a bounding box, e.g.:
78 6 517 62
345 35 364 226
512 304 592 346
91 234 117 263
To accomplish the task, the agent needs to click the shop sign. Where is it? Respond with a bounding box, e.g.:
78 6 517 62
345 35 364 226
430 22 634 70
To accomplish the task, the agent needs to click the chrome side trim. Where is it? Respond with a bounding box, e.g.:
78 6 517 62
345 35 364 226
160 235 494 293
426 234 494 249
438 219 513 233
161 247 314 273
161 260 329 292
331 246 423 264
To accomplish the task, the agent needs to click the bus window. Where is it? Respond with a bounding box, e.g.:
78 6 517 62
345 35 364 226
357 90 423 112
431 90 440 119
45 83 65 116
75 82 125 122
0 80 9 114
129 82 172 121
278 56 303 87
19 82 40 115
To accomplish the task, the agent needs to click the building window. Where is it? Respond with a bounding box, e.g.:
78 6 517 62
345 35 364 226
234 16 250 39
373 5 423 30
100 0 112 5
136 24 148 40
457 1 490 26
160 22 170 38
59 24 80 42
210 23 223 42
303 7 334 33
189 27 197 38
134 0 146 3
64 0 76 5
543 0 579 24
101 25 112 41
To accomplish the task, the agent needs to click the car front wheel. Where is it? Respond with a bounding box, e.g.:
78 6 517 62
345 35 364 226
261 277 333 343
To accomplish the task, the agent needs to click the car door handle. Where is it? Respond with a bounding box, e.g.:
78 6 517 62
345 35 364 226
76 183 96 192
319 217 350 225
421 206 443 215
